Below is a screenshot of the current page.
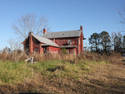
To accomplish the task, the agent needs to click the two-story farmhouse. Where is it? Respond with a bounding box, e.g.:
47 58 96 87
22 26 84 55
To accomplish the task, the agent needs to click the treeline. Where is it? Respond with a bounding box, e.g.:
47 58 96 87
89 31 125 55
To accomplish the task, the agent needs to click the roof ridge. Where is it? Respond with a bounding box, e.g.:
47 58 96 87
43 29 82 38
47 29 81 33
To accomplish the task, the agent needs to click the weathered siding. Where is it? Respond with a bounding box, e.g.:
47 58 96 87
48 46 60 54
53 37 78 46
49 36 83 55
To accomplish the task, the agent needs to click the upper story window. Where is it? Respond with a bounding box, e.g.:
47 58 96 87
67 40 72 45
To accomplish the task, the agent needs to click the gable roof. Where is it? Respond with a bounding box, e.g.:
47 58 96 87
31 33 59 47
43 30 82 39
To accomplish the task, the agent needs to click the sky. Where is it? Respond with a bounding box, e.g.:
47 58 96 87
0 0 125 49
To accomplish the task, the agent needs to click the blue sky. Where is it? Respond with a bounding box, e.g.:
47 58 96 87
0 0 125 49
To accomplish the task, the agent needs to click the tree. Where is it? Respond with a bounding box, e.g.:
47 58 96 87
11 14 48 51
89 33 100 52
8 39 22 51
111 32 122 52
100 31 111 53
13 14 48 40
122 35 125 48
119 9 125 24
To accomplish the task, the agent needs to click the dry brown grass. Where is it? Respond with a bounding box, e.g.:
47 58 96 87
0 58 124 94
0 51 27 62
0 50 78 63
0 51 125 94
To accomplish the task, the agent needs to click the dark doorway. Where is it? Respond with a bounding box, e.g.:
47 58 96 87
43 47 48 54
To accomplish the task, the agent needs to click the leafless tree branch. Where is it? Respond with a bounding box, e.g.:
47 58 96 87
12 14 48 40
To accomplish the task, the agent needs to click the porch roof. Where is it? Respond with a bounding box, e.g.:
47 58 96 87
60 45 77 48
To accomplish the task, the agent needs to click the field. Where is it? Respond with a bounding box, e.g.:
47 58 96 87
0 52 125 94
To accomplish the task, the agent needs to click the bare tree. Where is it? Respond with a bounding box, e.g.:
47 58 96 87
119 8 125 24
8 39 22 51
13 14 48 40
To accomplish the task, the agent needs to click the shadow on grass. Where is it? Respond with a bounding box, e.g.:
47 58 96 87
85 76 125 94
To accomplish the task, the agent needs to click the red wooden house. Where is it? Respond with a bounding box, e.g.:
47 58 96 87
23 26 84 55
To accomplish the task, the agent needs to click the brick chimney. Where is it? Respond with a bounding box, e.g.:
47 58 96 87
29 32 33 54
80 25 83 31
43 28 47 34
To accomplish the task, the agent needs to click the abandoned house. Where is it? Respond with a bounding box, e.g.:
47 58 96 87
22 26 84 55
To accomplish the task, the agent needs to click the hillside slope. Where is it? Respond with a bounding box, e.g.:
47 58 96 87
0 54 125 94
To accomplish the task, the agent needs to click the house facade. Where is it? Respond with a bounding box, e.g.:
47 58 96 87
23 26 84 55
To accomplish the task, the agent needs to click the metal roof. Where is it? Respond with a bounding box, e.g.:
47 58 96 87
31 33 59 47
43 30 82 38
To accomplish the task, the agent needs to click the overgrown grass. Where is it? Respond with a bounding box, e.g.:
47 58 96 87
0 51 124 94
28 59 108 80
0 61 32 84
0 59 108 85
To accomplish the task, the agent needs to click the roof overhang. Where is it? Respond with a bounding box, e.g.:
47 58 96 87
60 45 77 48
